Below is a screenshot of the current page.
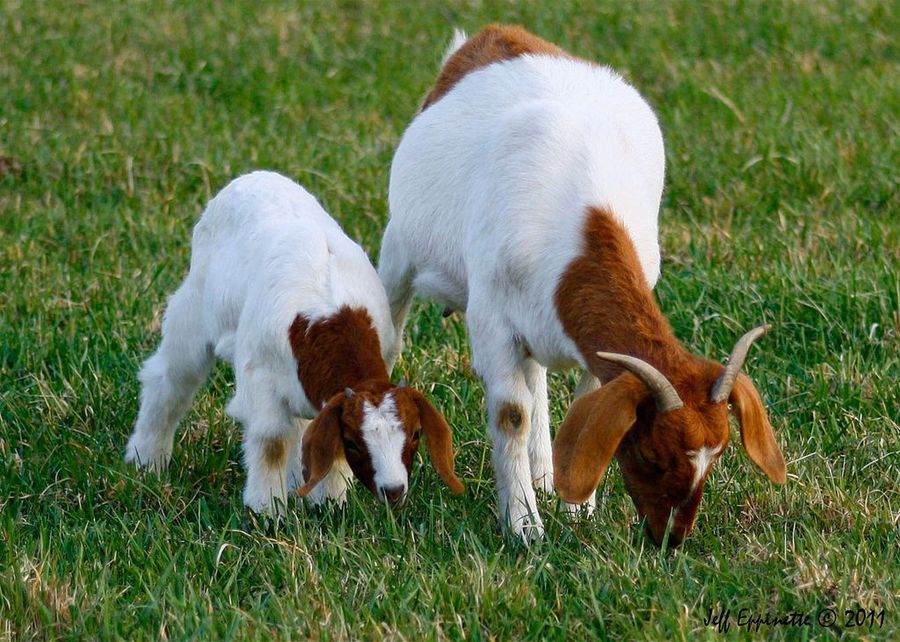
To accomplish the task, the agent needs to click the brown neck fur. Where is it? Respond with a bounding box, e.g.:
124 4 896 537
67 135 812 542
555 207 692 384
288 306 389 408
422 24 572 110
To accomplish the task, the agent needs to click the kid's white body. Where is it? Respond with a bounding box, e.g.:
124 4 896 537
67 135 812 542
126 171 396 511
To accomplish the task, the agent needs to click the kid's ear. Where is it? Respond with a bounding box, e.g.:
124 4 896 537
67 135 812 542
553 374 643 503
730 373 786 484
408 389 464 495
296 393 345 497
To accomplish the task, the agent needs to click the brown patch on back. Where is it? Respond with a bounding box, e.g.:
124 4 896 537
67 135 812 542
263 437 287 468
289 306 390 409
422 24 572 110
555 206 685 383
497 401 525 437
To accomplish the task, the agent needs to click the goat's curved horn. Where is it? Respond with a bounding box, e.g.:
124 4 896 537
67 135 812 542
709 324 772 403
595 352 683 412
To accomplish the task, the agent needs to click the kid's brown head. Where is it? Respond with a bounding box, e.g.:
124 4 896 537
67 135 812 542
296 381 464 505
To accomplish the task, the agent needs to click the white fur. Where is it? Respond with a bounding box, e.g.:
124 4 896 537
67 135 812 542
379 50 665 539
125 171 397 512
359 395 408 501
687 446 722 492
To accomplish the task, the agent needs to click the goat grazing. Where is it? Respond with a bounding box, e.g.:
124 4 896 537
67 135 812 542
378 25 785 543
126 171 463 512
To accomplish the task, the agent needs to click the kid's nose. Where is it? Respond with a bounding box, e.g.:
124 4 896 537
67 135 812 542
380 484 407 505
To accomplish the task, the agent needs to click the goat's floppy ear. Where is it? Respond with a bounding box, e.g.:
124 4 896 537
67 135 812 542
729 373 786 484
408 389 464 494
296 393 344 497
553 374 642 503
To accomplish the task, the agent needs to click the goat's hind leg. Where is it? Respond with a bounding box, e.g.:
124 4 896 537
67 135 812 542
126 283 214 472
377 223 416 373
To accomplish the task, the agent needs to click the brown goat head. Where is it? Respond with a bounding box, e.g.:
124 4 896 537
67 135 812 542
554 326 786 547
297 381 464 504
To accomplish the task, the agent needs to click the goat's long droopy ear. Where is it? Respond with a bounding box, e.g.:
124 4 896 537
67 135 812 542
409 390 464 494
729 373 786 484
296 393 344 497
553 375 642 503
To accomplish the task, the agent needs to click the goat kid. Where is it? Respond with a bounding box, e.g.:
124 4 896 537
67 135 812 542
126 171 463 512
379 25 785 543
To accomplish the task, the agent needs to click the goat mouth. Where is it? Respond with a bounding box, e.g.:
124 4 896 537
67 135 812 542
631 518 686 549
378 487 408 507
642 522 685 549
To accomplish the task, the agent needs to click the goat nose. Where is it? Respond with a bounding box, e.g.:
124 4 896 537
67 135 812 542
643 523 684 549
381 484 406 505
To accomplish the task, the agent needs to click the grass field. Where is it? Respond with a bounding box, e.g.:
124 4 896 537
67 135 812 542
1 0 898 639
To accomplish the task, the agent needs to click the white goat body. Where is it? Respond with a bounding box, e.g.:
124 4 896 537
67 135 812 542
126 171 398 510
379 35 665 538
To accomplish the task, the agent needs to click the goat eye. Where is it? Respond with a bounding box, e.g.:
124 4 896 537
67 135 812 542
635 446 660 470
344 441 361 455
413 428 422 441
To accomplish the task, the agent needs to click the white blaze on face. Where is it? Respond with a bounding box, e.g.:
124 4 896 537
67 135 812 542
687 445 723 492
359 394 408 497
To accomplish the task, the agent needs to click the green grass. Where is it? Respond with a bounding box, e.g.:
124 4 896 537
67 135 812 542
1 0 897 639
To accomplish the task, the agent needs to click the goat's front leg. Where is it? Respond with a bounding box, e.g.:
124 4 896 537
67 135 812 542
561 369 599 517
468 306 543 542
574 370 601 399
230 376 297 514
523 360 553 494
286 416 351 506
297 416 351 507
286 417 308 494
302 458 352 507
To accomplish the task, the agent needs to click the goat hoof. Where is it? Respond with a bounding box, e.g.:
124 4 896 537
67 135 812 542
123 443 170 473
506 509 545 543
561 495 596 518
